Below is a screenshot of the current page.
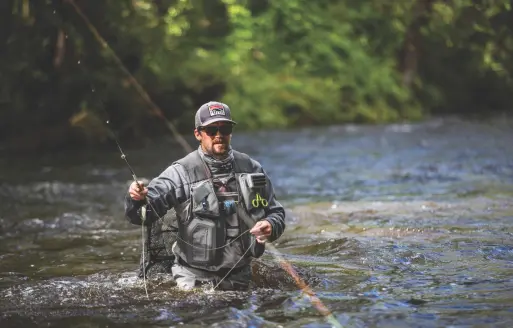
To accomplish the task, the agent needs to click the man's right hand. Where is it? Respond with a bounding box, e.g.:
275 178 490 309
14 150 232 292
128 181 148 201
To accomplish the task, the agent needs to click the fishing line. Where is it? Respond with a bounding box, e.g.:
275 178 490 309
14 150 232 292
64 0 193 154
65 1 342 325
78 68 252 252
111 129 252 251
212 239 255 291
105 118 252 250
82 72 251 300
64 0 255 251
103 102 342 328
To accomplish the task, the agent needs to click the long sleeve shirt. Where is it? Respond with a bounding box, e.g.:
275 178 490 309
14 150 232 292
124 150 286 242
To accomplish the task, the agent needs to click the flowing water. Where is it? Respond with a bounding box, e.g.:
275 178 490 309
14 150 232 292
1 117 512 327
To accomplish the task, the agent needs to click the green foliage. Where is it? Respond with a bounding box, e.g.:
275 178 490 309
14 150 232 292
218 0 420 127
1 0 513 150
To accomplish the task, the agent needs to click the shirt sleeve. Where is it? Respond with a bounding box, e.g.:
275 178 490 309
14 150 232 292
124 163 188 225
261 168 286 242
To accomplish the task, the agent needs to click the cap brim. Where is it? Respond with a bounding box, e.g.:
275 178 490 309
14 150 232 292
200 117 237 126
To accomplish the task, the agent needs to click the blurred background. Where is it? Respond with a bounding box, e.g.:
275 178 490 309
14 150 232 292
1 0 513 152
1 1 513 327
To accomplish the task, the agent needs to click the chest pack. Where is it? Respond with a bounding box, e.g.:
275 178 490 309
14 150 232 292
172 150 268 271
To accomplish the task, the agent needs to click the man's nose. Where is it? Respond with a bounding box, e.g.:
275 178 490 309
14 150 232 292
214 128 223 137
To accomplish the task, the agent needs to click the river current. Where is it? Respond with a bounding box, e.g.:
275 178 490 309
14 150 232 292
1 117 512 327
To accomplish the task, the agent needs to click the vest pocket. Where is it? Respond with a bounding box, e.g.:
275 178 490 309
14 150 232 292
184 215 225 266
191 180 220 217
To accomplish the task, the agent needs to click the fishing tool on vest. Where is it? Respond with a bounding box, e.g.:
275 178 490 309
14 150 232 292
66 2 342 325
220 199 237 215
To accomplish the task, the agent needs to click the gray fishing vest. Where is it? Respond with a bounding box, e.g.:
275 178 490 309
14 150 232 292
173 150 267 271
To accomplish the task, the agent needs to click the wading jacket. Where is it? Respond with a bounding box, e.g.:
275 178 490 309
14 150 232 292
124 149 286 272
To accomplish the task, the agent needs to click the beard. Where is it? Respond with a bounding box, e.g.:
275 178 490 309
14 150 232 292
212 142 228 155
210 139 229 158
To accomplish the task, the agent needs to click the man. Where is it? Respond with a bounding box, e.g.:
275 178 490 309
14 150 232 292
124 101 286 291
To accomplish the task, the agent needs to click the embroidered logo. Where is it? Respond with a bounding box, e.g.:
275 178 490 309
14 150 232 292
208 104 226 116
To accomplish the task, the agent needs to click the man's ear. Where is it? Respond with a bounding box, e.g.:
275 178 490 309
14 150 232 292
194 129 202 142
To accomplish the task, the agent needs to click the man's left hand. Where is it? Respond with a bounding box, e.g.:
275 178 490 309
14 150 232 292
250 220 272 243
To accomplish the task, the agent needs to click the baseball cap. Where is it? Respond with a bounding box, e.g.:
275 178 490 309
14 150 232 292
195 101 237 128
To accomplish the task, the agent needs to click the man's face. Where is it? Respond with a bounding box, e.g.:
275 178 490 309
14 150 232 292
195 122 233 158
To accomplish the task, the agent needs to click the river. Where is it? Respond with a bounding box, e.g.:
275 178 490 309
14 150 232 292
1 116 512 327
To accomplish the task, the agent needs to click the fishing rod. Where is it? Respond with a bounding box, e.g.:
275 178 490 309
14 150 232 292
102 114 251 254
64 0 193 154
65 1 342 326
90 99 252 299
106 123 341 326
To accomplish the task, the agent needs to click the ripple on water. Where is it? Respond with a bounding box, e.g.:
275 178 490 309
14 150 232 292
1 118 513 327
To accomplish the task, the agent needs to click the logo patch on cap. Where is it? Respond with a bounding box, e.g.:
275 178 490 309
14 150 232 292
208 104 226 117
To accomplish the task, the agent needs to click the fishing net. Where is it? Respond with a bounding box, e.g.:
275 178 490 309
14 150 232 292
139 208 178 278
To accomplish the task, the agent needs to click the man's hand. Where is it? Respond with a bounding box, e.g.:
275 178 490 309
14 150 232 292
250 220 272 243
128 181 148 201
